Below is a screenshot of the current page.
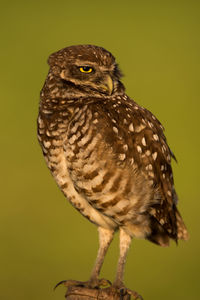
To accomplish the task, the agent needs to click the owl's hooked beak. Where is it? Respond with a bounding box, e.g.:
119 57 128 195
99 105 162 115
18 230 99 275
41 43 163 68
100 75 113 95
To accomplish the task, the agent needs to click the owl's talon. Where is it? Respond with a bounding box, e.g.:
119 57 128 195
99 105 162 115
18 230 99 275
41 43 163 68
54 280 67 290
85 277 111 288
54 279 86 290
54 278 111 291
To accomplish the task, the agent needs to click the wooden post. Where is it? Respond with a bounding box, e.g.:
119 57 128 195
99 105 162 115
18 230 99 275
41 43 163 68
65 286 131 300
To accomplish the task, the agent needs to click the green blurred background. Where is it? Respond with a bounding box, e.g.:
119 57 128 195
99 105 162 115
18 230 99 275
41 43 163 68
1 1 199 299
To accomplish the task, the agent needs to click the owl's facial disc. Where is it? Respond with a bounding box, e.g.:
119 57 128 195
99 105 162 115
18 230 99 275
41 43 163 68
60 63 114 96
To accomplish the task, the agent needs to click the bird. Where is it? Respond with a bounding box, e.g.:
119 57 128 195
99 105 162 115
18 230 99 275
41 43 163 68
37 44 188 298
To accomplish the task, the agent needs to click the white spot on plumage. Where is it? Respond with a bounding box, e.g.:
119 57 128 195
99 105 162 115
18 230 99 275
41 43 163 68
135 124 145 132
148 171 154 178
123 144 128 151
119 153 126 161
93 119 98 124
42 109 53 115
38 128 45 134
113 126 119 134
148 164 153 170
129 123 134 132
148 121 153 128
142 137 146 146
137 145 142 153
167 190 172 196
160 219 165 225
38 116 44 128
42 147 48 154
61 111 69 117
46 130 51 137
153 134 159 141
52 139 63 147
162 145 166 153
44 141 51 148
152 152 157 160
50 148 60 155
60 100 66 104
51 130 60 136
145 150 151 156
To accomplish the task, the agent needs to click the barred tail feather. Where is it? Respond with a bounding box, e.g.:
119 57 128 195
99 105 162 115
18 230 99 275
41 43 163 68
176 209 189 240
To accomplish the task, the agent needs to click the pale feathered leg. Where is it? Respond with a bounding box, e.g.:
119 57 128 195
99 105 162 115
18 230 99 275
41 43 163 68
114 227 132 287
89 227 114 287
113 228 143 300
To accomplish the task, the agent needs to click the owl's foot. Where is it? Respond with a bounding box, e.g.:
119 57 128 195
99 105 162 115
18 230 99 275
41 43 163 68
112 283 144 300
86 277 112 288
54 278 111 290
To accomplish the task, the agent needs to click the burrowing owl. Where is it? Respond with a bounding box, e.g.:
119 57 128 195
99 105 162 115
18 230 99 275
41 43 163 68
37 45 188 298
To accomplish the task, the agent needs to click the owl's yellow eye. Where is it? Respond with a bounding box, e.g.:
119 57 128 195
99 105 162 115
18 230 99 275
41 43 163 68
79 66 93 73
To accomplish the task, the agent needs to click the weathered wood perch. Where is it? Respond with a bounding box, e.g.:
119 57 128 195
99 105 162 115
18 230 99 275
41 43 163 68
65 286 131 300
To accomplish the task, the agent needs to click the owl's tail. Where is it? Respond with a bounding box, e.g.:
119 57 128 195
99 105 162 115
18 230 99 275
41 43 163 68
147 207 189 247
176 208 189 241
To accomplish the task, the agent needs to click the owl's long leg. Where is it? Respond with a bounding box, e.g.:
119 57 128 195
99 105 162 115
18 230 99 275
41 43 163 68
113 228 143 299
114 227 132 287
89 227 115 286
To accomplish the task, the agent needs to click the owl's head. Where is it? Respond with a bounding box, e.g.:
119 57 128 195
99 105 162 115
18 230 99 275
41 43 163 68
47 45 124 97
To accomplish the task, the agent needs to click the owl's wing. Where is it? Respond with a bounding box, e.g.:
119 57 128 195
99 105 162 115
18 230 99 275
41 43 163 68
65 97 186 241
129 103 179 238
94 96 179 239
